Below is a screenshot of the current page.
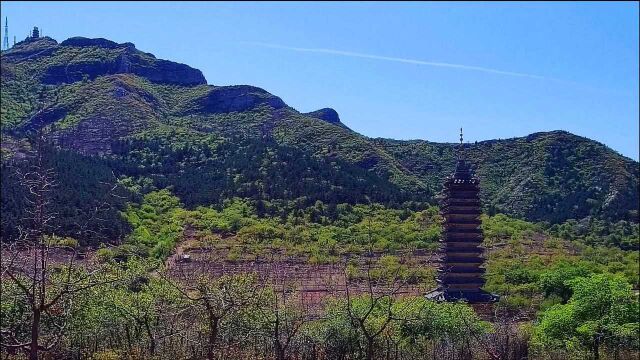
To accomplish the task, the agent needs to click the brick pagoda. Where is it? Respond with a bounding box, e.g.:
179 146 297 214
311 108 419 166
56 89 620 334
426 130 498 303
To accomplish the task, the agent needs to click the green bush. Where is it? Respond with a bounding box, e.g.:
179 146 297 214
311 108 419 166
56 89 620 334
532 273 640 359
95 248 115 263
538 261 595 302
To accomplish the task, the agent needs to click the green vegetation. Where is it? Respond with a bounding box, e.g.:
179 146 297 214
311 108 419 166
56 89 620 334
1 253 494 360
2 36 638 236
483 214 639 313
532 273 639 359
116 189 442 261
122 189 186 259
1 143 131 244
4 243 634 359
317 295 490 359
2 166 639 360
549 217 639 249
377 134 639 223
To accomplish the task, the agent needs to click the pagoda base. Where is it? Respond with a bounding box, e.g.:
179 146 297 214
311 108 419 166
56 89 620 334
425 288 499 304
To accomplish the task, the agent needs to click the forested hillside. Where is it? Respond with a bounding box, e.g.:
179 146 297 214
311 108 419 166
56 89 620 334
1 36 638 244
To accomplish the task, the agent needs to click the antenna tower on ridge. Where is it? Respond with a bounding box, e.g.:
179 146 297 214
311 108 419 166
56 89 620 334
3 17 9 50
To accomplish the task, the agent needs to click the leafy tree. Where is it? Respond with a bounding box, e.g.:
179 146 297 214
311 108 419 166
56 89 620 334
538 261 595 303
397 299 491 352
533 273 639 359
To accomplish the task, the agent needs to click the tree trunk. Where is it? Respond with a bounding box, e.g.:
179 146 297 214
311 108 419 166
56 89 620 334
29 307 41 360
274 339 286 360
207 316 219 360
125 324 132 352
366 338 375 360
143 318 155 355
273 310 286 360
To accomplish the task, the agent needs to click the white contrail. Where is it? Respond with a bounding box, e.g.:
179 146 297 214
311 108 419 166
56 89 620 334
243 41 550 80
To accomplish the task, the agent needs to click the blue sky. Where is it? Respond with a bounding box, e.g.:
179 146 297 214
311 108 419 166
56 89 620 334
2 1 638 160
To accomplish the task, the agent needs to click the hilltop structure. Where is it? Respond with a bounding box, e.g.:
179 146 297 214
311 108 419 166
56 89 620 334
20 26 41 43
0 18 43 50
426 129 498 303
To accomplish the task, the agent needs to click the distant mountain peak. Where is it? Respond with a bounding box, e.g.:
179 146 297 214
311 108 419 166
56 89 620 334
304 108 350 129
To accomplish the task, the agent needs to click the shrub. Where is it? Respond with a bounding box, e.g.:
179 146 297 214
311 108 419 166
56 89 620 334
95 248 115 263
226 247 241 262
538 261 594 302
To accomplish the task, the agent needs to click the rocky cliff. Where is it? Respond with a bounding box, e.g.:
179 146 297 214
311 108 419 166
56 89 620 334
3 36 206 86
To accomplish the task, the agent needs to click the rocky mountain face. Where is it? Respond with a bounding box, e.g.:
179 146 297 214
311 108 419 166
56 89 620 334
303 108 349 129
1 36 638 229
194 86 287 114
2 36 206 86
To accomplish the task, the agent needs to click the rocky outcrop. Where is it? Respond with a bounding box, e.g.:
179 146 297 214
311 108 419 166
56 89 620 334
4 36 206 86
305 108 340 124
304 108 349 129
60 37 133 49
41 61 117 84
41 44 206 86
40 50 206 86
1 37 59 62
52 117 134 156
194 85 287 114
127 57 206 86
20 107 67 133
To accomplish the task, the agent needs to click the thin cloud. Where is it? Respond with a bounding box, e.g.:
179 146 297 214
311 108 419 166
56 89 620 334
243 42 632 97
243 41 550 80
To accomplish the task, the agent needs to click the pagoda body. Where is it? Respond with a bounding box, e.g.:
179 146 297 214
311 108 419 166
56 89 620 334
427 137 498 303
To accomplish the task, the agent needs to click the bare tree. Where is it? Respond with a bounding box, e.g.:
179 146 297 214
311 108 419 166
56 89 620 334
335 211 436 360
258 254 313 360
164 244 265 360
459 305 530 360
0 133 118 359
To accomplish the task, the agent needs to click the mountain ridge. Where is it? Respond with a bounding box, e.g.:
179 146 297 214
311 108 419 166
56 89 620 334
1 36 638 241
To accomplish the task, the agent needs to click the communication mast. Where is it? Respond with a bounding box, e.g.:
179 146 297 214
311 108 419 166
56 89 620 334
3 17 9 50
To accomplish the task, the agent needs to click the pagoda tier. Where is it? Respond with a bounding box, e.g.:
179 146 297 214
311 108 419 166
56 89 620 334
426 157 498 304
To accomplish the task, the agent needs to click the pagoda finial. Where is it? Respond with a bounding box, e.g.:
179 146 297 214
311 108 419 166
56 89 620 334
457 127 465 160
